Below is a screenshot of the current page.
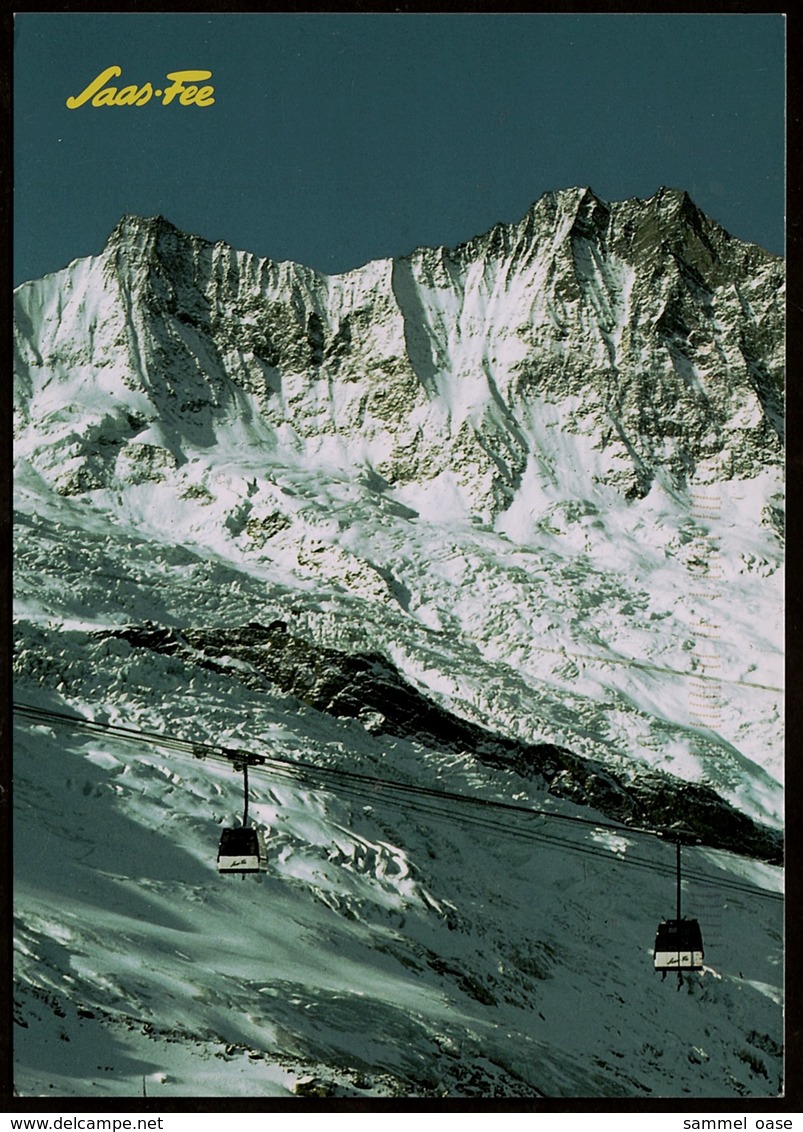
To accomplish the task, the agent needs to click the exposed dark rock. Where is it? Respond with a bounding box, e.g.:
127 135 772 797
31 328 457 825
100 620 782 864
18 188 783 512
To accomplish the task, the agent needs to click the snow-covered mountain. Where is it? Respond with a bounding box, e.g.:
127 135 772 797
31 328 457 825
13 187 784 1098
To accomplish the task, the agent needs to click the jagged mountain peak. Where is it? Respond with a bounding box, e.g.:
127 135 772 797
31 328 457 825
99 186 759 287
652 184 695 209
103 212 220 283
105 188 607 278
105 212 197 258
15 185 784 509
109 212 178 237
410 186 780 305
13 187 785 1096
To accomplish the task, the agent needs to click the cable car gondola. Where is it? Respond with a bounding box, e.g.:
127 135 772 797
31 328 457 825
217 752 268 875
653 917 704 973
217 826 268 874
653 836 704 977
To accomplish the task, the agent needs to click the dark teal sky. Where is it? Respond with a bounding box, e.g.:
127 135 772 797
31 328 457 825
13 12 785 285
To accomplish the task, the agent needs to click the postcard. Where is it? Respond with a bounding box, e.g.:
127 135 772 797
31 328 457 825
10 10 786 1110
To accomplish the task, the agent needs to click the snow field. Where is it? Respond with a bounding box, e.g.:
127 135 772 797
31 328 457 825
13 190 784 1096
13 688 783 1097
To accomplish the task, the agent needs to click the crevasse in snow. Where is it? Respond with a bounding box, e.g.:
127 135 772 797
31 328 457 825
13 187 784 1098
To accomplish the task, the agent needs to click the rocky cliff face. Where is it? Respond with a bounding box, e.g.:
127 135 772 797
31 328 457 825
12 187 785 836
12 190 786 1098
14 186 783 511
98 619 783 863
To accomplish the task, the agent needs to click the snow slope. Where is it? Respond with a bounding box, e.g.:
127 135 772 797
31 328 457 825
12 188 784 1097
13 639 784 1099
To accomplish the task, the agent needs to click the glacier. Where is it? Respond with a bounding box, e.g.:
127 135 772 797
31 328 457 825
12 186 784 1098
